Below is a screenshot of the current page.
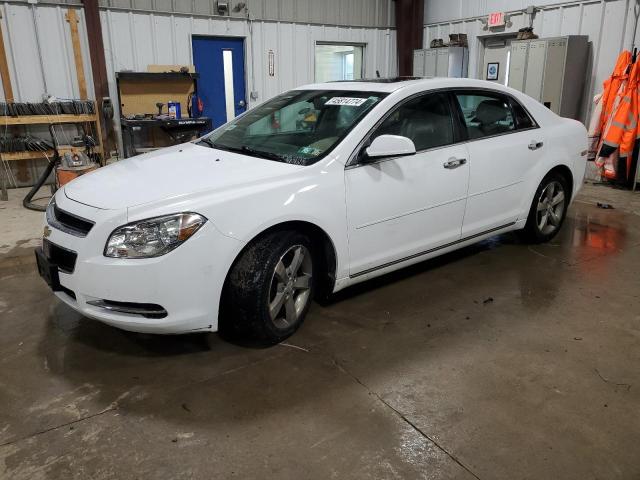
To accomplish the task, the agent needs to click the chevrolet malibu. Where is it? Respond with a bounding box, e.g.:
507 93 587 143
36 78 587 344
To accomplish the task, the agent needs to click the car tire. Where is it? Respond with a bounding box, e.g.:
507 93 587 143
221 230 315 344
519 172 569 244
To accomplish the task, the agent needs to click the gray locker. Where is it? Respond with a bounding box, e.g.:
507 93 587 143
412 49 426 77
508 42 528 91
446 47 469 77
436 49 450 76
507 35 588 119
524 40 546 101
542 39 568 113
424 49 437 76
415 46 468 78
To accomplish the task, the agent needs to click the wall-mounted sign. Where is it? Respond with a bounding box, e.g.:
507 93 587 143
486 62 499 81
487 12 505 28
268 49 275 77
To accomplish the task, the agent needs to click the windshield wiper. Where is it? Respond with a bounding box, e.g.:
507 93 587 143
238 146 286 162
197 140 286 162
196 137 216 148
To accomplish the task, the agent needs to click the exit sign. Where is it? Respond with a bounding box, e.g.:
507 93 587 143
488 12 505 27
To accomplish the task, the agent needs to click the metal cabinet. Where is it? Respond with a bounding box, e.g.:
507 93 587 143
412 49 425 77
425 49 437 76
507 36 588 119
413 47 468 78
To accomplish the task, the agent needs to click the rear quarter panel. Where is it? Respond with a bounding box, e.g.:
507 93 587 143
513 91 588 219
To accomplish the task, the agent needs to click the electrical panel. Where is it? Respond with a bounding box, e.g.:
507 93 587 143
507 36 588 119
413 47 468 78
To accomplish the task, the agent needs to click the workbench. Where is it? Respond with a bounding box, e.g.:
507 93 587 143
120 117 212 158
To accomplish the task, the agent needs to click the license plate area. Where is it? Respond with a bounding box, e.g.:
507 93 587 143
35 246 62 291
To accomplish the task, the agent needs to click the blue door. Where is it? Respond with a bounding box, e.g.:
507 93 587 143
192 36 247 129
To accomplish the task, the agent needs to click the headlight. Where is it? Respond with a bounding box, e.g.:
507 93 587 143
104 213 206 258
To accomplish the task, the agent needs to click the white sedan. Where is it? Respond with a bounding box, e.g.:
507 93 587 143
36 78 587 343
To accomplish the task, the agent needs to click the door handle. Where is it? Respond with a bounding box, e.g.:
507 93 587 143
237 99 246 108
443 157 467 169
528 140 543 150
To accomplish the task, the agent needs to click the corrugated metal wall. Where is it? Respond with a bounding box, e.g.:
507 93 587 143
424 0 607 24
0 0 396 27
423 0 637 124
101 6 397 153
98 0 395 28
0 0 397 187
101 10 397 111
0 2 93 102
0 0 397 104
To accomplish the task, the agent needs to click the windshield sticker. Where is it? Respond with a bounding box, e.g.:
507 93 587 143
325 97 367 107
298 146 322 156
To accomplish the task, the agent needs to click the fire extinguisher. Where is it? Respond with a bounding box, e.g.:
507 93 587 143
188 92 205 117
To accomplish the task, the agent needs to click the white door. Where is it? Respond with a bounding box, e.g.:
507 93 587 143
452 90 544 237
482 37 514 85
345 92 470 276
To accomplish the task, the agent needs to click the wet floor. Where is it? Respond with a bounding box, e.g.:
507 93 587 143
1 185 639 479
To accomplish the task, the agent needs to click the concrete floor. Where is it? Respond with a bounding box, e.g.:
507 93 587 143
1 184 639 479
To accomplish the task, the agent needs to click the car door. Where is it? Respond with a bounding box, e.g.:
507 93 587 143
452 90 544 237
345 92 470 276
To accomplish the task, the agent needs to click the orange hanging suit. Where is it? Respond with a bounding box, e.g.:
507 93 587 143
600 57 639 179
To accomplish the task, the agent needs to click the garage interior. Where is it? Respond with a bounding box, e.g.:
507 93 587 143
1 0 640 478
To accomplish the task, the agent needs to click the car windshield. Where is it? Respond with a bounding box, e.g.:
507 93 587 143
199 89 386 165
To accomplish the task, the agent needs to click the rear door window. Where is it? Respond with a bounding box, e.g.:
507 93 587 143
509 98 537 129
454 92 515 139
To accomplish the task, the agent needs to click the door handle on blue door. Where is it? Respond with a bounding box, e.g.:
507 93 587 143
443 158 467 169
528 140 543 150
238 100 246 108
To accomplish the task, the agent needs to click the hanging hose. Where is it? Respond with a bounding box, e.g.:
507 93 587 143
23 124 59 212
22 154 56 211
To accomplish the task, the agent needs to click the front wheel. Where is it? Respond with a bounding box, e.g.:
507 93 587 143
519 173 569 243
220 231 315 344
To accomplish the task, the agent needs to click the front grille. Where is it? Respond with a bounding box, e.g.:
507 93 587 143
46 202 94 237
43 239 77 274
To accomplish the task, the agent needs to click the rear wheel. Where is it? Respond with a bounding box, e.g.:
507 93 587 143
221 231 315 344
519 172 569 243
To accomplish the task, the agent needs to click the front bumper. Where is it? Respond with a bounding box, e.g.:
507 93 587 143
39 192 241 334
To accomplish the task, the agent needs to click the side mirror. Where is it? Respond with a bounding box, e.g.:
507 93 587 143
364 135 416 160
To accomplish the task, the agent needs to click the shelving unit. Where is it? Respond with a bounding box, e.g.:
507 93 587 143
0 146 90 162
0 106 104 201
0 113 99 126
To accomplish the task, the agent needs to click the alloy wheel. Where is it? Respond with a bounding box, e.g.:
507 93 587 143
268 245 313 329
536 180 565 235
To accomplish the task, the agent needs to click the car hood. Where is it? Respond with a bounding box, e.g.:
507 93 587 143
64 143 303 210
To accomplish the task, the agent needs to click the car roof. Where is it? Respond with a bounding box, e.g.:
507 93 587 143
295 77 515 94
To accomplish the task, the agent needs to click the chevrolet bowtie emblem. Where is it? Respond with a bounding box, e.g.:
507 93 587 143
43 226 52 238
